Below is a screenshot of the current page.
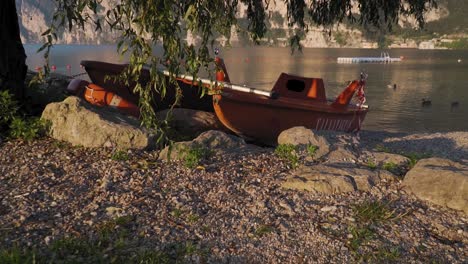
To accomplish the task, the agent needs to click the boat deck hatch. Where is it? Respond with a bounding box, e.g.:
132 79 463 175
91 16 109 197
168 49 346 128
286 79 305 92
272 73 327 101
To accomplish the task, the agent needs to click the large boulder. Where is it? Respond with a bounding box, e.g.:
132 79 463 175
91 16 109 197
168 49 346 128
282 164 396 194
155 108 224 140
403 158 468 214
159 130 261 161
277 126 330 159
41 96 156 149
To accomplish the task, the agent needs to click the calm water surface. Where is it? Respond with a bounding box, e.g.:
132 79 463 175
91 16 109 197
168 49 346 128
24 45 468 133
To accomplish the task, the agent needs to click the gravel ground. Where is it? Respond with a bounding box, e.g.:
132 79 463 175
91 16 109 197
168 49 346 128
0 131 467 263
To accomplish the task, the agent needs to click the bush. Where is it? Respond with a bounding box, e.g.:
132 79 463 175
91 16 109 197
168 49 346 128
8 117 48 142
179 144 212 169
275 144 299 168
0 90 19 128
0 89 48 141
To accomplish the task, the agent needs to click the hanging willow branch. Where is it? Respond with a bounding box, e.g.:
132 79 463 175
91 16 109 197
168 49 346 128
40 0 437 145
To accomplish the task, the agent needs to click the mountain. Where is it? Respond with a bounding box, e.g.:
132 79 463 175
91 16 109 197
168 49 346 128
15 0 468 49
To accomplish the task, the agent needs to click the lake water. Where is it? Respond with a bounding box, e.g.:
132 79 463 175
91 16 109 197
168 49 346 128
24 44 468 133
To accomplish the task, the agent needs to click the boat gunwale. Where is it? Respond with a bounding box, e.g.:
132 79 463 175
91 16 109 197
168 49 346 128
216 89 368 115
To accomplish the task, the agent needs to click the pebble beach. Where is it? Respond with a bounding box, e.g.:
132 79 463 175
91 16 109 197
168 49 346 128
0 130 467 263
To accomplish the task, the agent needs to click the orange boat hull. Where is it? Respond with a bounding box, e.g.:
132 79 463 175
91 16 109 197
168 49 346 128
213 90 367 145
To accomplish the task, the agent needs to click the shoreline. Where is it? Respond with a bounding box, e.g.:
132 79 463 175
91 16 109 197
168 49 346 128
0 129 466 262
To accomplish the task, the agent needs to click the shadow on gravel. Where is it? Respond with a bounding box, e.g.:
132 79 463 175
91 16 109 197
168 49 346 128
359 130 467 162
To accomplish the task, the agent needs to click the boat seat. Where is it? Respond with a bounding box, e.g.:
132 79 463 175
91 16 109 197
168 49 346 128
271 73 326 101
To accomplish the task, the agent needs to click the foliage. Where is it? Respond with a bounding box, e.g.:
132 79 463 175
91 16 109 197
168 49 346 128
438 38 468 49
382 162 398 173
8 117 48 142
366 160 377 170
0 212 207 263
179 144 212 169
0 90 48 141
270 11 285 27
36 0 438 144
402 152 431 168
348 226 374 251
369 246 401 262
306 144 318 157
275 144 299 168
171 208 183 218
186 213 200 224
0 247 37 264
334 31 348 47
352 200 402 224
111 150 130 161
254 225 275 237
0 90 19 128
348 199 407 261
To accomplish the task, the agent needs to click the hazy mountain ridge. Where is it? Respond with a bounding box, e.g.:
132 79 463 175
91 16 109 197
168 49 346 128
16 0 468 49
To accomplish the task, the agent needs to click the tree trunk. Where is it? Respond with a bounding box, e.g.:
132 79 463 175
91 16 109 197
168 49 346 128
0 0 27 100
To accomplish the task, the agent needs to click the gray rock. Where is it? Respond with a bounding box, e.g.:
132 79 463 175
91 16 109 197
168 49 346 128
282 165 356 194
403 158 468 214
282 164 397 194
159 130 261 161
156 108 224 140
277 126 330 159
41 96 156 149
325 146 358 165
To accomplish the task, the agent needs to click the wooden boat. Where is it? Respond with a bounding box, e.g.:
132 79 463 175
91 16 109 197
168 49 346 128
79 60 214 113
212 57 369 145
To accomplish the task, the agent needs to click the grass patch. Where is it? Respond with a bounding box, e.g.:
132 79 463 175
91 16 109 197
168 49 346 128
254 225 275 237
347 199 409 260
52 140 70 149
366 160 377 170
382 162 399 174
186 213 200 224
111 150 130 161
348 226 374 251
352 200 400 224
0 213 208 263
371 246 401 262
179 144 212 169
0 247 37 264
306 144 318 157
170 208 183 218
275 144 299 168
402 152 431 169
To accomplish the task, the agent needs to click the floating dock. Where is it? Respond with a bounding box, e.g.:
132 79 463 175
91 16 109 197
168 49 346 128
337 52 402 63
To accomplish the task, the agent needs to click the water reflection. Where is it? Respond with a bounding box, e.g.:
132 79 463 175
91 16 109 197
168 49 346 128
24 45 468 133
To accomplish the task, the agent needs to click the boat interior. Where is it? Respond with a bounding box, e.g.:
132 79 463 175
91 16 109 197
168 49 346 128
271 73 327 101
